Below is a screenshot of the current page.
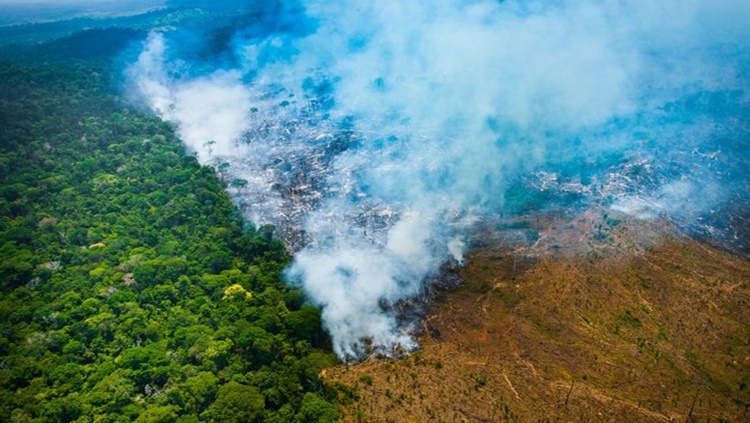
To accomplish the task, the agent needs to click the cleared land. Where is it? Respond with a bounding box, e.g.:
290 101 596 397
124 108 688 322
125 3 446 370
325 211 750 422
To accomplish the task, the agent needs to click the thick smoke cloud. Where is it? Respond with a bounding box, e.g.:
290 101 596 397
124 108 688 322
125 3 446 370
127 0 750 359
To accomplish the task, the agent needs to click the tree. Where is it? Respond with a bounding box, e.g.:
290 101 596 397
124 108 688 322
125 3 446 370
202 382 265 423
134 405 179 423
294 392 339 423
168 372 218 414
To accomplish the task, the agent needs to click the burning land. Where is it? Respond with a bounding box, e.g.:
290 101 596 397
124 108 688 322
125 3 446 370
122 0 750 419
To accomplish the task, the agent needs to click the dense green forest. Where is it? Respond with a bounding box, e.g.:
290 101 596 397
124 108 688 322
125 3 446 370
0 29 340 422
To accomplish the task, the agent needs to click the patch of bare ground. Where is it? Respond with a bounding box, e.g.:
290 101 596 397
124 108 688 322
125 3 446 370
324 210 750 422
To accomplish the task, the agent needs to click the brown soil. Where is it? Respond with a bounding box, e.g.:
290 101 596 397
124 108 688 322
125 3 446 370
324 211 750 422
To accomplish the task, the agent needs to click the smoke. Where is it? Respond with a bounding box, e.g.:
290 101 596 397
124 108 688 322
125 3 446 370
126 0 750 359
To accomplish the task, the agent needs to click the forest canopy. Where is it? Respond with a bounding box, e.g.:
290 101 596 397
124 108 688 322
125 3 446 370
0 25 339 423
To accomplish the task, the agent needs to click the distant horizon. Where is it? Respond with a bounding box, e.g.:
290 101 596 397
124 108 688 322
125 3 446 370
0 0 163 5
0 0 165 27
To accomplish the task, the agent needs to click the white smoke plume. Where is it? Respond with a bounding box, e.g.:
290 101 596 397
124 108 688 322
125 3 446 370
126 0 750 359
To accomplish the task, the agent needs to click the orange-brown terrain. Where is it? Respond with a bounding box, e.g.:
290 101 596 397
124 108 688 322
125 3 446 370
324 210 750 422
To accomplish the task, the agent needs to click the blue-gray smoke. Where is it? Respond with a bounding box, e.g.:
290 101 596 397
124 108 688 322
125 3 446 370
126 0 750 359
